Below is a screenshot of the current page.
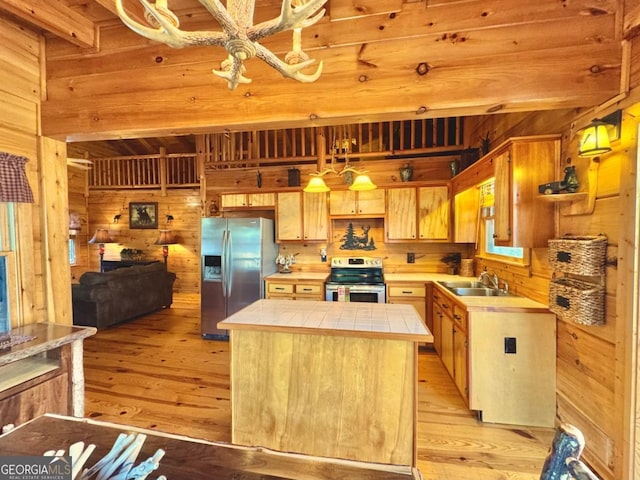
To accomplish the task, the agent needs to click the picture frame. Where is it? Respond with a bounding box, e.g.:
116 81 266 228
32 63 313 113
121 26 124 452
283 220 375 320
129 202 158 229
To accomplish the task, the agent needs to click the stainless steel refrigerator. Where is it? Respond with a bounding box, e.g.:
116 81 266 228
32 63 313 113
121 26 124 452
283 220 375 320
201 217 277 339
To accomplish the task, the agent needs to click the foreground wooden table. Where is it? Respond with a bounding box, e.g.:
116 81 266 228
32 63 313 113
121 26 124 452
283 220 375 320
0 414 421 480
218 300 432 467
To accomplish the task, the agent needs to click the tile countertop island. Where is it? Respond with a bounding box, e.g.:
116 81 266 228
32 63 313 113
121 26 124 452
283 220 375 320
218 299 431 468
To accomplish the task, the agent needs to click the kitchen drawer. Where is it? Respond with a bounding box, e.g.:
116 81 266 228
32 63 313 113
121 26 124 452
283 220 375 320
452 305 468 332
388 285 426 298
434 291 454 317
268 283 294 294
295 284 322 295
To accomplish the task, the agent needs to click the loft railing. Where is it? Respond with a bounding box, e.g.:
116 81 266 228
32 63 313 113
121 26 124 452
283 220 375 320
89 153 199 189
87 118 464 189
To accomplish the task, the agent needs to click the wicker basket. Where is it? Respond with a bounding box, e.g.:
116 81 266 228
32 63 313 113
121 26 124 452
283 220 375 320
549 278 605 326
548 235 607 276
459 259 474 277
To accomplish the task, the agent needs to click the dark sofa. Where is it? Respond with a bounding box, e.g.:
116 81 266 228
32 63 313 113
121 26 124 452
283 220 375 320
72 262 176 329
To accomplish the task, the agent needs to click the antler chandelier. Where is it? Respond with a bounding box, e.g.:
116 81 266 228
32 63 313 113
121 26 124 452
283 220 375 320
115 0 327 90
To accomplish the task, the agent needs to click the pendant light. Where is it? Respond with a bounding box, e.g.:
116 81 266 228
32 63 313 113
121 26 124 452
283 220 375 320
578 120 612 157
303 127 377 192
303 175 330 192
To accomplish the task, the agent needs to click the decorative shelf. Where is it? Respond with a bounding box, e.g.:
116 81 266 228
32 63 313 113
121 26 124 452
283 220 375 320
536 192 589 203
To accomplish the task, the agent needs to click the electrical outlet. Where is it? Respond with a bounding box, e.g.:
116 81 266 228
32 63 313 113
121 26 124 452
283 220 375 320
504 337 517 354
407 252 415 263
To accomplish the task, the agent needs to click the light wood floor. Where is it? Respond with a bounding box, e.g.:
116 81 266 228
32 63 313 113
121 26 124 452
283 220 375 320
83 293 555 479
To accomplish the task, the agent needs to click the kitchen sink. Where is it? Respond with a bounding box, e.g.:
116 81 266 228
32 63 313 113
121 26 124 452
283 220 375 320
449 287 501 296
438 281 486 289
438 281 514 297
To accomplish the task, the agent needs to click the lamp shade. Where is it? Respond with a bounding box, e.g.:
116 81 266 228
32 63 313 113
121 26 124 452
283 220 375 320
303 176 330 193
88 229 113 244
349 174 377 191
578 121 612 157
154 230 177 245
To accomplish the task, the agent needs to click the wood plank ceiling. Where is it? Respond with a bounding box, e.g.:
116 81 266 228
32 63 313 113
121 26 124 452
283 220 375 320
0 0 623 157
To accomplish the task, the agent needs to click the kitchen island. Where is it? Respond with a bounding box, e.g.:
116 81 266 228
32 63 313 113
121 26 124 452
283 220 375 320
218 299 431 467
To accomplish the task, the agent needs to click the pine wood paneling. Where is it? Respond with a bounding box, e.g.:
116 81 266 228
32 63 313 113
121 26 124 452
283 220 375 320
40 0 621 141
87 189 201 294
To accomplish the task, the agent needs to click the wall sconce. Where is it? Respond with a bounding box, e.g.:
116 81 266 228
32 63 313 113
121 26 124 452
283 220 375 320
155 230 178 267
577 110 621 157
578 120 612 157
88 229 114 272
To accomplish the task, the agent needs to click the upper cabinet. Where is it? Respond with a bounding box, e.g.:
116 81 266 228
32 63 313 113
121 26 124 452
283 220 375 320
276 191 328 242
329 189 385 217
454 187 480 243
221 192 275 209
452 135 560 248
386 184 450 242
492 137 559 247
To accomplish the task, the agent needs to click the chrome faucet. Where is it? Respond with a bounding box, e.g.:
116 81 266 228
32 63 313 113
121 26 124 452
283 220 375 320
478 271 499 290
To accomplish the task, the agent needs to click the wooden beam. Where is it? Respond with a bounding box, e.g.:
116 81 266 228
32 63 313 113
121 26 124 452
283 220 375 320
0 0 95 48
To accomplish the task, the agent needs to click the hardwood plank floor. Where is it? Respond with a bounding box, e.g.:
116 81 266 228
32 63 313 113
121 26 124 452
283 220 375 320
83 293 555 479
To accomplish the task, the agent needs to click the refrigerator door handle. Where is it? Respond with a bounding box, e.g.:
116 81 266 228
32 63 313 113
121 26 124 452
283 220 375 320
221 229 228 297
227 230 233 297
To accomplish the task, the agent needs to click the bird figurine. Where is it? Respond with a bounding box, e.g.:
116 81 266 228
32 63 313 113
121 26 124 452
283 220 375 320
563 165 579 193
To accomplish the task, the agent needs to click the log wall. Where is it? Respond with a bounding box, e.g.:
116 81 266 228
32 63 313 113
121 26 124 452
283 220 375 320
0 18 71 326
40 0 621 142
464 105 638 480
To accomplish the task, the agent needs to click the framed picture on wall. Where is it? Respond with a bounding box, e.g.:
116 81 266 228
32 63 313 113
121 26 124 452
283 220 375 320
129 202 158 229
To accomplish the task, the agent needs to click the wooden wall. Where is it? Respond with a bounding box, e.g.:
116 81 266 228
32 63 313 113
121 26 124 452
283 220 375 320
464 106 637 480
85 189 202 293
0 18 71 326
40 0 620 142
68 165 89 283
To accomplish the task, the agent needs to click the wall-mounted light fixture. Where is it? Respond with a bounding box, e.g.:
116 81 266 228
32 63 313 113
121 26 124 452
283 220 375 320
578 120 612 157
578 110 621 157
88 229 114 272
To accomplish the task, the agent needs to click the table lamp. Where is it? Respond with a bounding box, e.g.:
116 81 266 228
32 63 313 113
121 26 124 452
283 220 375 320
88 228 114 272
155 230 178 267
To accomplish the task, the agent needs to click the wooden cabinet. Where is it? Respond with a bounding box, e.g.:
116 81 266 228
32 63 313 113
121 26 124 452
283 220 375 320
329 189 385 216
265 278 325 301
387 282 427 325
386 187 416 240
431 286 468 403
487 136 559 247
221 192 275 209
275 191 328 242
430 283 556 426
386 184 450 242
418 185 450 240
454 186 480 243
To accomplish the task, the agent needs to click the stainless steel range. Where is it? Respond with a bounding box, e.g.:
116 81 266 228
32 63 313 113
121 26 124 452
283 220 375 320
325 256 385 303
